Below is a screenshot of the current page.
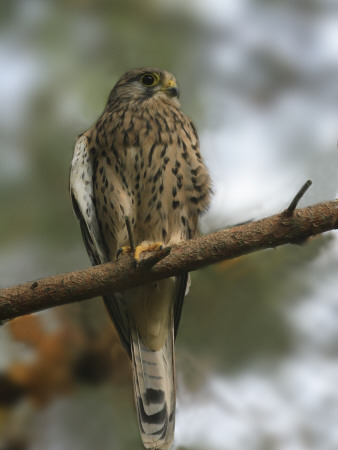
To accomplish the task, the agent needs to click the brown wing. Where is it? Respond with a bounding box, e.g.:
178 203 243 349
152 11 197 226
70 135 131 357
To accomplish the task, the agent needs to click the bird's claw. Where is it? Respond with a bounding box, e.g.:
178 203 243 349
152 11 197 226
133 242 164 267
117 242 164 266
134 242 164 265
116 246 132 260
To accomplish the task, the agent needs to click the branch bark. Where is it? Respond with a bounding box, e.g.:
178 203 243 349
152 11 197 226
0 199 337 322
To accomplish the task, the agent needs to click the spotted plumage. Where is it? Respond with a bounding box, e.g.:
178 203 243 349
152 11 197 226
70 67 211 449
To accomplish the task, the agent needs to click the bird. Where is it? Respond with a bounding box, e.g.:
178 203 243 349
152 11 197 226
69 67 211 449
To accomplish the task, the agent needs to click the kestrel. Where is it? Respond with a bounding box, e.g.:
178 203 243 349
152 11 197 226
70 68 211 449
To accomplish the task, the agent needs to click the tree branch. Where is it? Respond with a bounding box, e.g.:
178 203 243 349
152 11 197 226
0 198 337 322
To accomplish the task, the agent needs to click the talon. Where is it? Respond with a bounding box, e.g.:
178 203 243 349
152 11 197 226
133 242 164 266
116 245 132 260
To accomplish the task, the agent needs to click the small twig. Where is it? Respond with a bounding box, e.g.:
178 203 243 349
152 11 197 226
124 216 135 251
284 180 312 216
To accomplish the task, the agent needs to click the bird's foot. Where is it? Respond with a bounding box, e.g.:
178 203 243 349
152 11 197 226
116 242 164 267
133 242 164 267
116 246 132 260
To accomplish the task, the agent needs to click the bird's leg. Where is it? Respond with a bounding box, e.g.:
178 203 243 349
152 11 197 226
116 216 135 260
124 215 135 251
116 217 164 266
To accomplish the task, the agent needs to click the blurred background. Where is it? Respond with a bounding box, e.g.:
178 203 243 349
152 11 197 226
0 0 337 449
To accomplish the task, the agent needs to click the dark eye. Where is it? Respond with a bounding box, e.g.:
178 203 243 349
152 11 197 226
140 73 158 87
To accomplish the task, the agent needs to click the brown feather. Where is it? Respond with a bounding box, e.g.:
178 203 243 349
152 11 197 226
70 67 211 449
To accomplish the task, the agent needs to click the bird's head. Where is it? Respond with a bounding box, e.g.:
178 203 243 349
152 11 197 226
105 67 180 109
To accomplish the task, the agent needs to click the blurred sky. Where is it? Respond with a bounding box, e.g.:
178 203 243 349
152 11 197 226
0 0 338 449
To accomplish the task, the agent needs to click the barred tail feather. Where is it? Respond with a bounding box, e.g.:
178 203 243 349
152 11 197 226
131 325 176 449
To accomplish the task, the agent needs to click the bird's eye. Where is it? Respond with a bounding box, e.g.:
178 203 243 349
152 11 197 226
140 73 159 87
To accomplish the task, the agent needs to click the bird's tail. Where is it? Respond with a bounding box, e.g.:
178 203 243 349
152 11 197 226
130 324 176 450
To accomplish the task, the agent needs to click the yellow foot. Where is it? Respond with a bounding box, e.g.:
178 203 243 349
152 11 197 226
133 242 164 266
116 242 164 266
116 245 132 260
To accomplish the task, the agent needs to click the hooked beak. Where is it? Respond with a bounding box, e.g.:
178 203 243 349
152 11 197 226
161 79 179 98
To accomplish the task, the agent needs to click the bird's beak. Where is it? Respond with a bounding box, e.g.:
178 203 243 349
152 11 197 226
161 79 179 98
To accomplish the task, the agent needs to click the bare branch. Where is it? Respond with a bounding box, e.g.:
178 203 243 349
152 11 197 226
0 198 337 322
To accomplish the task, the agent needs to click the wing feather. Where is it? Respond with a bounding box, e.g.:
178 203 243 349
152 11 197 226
70 135 131 356
173 273 189 340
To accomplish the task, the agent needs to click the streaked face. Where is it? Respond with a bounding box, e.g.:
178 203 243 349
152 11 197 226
112 67 180 104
